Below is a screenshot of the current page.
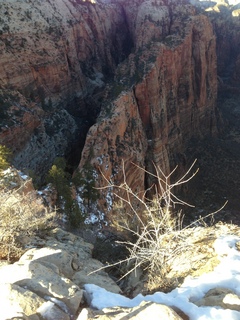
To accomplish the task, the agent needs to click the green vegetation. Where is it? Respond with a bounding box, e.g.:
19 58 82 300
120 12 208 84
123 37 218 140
47 158 99 227
0 145 11 174
73 162 99 208
47 157 84 227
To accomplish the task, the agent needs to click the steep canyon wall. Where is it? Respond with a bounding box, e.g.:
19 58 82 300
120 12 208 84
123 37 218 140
79 1 218 213
0 0 132 177
0 0 238 215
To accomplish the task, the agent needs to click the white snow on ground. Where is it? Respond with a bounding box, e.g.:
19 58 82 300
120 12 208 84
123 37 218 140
18 171 28 180
84 235 240 320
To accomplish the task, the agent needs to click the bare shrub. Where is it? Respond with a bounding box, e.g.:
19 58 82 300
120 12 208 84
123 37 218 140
95 160 227 292
0 181 56 262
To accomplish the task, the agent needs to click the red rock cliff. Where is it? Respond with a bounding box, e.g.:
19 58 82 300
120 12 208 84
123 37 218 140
79 2 218 213
0 0 219 210
0 0 133 175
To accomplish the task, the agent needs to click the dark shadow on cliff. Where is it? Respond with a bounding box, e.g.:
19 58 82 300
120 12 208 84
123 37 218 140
183 91 240 226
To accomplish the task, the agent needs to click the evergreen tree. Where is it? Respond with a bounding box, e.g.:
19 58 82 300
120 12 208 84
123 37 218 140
73 163 99 209
47 157 84 227
0 145 11 174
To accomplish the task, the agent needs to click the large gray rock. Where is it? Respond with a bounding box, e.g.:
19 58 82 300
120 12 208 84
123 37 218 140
72 257 122 294
0 283 70 320
46 228 94 261
0 228 122 320
194 287 240 311
19 247 76 279
76 301 185 320
0 283 41 320
0 261 82 316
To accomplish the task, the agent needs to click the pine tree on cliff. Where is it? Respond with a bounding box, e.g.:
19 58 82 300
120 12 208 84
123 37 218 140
0 145 11 175
72 163 99 209
47 157 85 226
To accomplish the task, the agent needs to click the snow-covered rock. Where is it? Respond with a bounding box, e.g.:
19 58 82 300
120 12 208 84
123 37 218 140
77 301 186 320
0 228 121 320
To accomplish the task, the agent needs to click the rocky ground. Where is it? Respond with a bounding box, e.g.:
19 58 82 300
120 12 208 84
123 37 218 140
1 223 240 320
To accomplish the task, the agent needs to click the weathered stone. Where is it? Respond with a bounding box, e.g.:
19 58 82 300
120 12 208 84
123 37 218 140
194 287 240 311
0 283 42 320
0 0 132 176
19 247 76 279
0 261 83 315
72 258 121 294
0 0 238 210
0 228 124 319
79 9 218 215
0 283 71 320
77 301 184 320
36 301 70 320
47 228 94 258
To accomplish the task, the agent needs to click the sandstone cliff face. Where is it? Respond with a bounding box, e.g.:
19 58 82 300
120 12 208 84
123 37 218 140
79 2 218 212
0 0 133 175
193 0 240 88
0 0 131 102
0 0 220 213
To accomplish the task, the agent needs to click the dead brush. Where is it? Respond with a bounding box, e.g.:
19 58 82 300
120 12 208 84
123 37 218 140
0 181 56 262
93 160 227 293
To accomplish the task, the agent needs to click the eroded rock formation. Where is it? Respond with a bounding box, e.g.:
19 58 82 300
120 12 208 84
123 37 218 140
0 0 133 176
0 228 121 320
0 0 239 215
79 1 218 213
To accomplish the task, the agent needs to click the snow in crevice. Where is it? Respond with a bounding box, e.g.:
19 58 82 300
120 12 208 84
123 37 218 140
84 235 240 320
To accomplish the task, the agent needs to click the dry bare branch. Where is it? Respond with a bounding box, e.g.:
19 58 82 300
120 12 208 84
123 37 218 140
91 160 226 290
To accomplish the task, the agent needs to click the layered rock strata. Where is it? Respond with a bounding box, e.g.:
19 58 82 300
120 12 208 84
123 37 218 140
0 0 133 175
192 0 240 88
79 3 218 213
0 228 121 320
0 0 222 212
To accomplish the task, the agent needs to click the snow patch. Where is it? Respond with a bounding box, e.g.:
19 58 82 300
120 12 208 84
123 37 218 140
84 235 240 320
106 187 113 212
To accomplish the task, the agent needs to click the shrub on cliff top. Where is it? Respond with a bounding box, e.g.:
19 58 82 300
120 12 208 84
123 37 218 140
0 145 11 174
94 160 226 293
0 177 56 262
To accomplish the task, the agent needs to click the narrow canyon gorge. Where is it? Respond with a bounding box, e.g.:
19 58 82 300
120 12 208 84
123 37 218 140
0 0 239 223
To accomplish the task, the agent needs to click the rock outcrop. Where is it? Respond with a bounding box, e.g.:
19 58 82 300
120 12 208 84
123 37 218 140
1 0 237 215
0 228 121 320
1 223 240 319
194 287 240 312
0 0 133 176
78 301 187 320
79 2 218 212
193 0 240 88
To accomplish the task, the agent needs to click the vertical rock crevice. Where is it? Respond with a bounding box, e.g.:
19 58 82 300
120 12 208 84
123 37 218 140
0 0 135 179
78 4 218 214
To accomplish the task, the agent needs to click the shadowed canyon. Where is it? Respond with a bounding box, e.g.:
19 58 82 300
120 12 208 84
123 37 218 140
0 0 240 224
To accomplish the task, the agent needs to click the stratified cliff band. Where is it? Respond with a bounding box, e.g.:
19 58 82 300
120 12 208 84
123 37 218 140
0 0 239 211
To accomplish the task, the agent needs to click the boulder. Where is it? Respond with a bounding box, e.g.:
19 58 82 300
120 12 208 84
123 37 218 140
46 228 94 260
0 228 122 320
77 301 185 320
19 247 76 279
0 283 71 320
0 283 41 320
0 261 82 316
72 258 122 294
194 287 240 311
